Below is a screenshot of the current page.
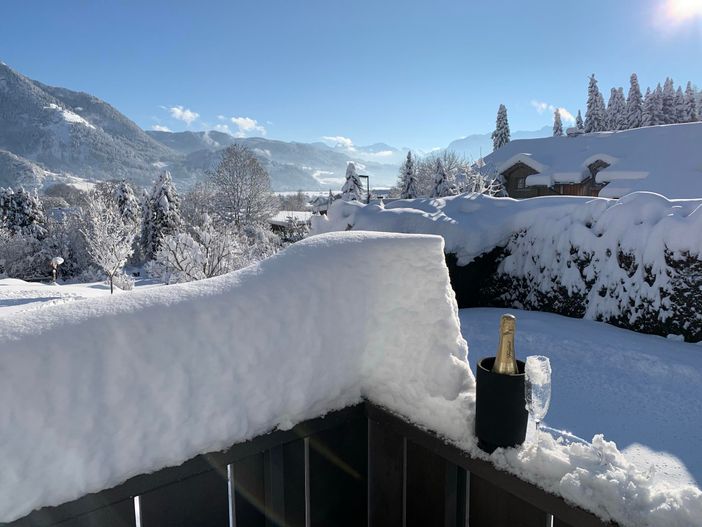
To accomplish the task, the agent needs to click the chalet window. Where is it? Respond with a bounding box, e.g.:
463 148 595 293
516 177 526 189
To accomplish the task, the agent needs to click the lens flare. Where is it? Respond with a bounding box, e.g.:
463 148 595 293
666 0 702 22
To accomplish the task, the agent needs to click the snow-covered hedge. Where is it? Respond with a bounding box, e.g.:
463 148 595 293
313 192 702 341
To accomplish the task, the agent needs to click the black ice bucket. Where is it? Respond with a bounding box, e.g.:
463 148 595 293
475 357 528 453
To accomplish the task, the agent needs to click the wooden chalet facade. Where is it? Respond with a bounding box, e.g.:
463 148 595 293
500 159 610 199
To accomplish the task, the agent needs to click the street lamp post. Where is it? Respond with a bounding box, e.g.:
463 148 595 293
358 175 371 204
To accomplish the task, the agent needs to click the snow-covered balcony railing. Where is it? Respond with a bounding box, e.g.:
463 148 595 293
0 232 700 527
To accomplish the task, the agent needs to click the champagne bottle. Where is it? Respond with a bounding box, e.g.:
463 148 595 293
492 314 518 375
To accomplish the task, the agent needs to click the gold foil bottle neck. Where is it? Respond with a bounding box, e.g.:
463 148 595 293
492 314 518 375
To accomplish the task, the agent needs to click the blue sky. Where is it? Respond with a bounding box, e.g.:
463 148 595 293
2 0 701 150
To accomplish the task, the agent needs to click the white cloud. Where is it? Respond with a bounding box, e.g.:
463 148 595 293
230 116 266 138
321 135 356 151
151 124 172 132
213 123 232 135
531 100 575 123
167 105 200 126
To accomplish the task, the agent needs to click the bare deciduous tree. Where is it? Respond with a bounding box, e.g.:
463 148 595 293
80 190 137 294
210 144 277 227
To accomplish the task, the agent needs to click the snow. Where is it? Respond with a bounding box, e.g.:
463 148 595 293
461 308 702 526
269 210 313 226
0 232 471 522
0 279 134 317
44 103 96 129
484 122 702 198
1 232 701 526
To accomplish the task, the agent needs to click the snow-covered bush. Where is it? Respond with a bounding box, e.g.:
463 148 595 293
111 271 135 291
149 214 249 284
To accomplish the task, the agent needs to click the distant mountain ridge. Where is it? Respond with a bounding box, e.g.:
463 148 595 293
0 62 402 191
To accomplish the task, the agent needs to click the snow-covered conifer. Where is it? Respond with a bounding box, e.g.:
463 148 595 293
553 108 563 136
652 84 665 125
0 186 46 237
661 78 676 124
606 87 626 131
491 104 510 150
141 171 181 261
684 81 699 122
398 151 418 199
431 158 457 198
675 86 686 123
341 162 364 201
585 74 606 133
575 110 584 131
625 73 643 129
641 88 654 127
113 180 140 226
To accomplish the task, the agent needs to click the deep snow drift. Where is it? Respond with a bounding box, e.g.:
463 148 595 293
312 192 702 339
461 308 702 488
0 232 471 522
1 232 700 526
482 122 702 198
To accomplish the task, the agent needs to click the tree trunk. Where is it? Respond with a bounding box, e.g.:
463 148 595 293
110 274 114 295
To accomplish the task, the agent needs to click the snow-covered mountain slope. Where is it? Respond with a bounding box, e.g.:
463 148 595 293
0 149 47 188
484 123 702 198
447 125 551 160
0 62 176 186
0 62 401 191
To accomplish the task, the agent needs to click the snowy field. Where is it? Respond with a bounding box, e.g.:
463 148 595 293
461 308 702 488
0 278 161 317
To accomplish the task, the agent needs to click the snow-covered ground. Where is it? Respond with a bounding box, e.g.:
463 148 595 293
461 308 702 488
1 235 701 525
482 122 702 198
0 278 161 317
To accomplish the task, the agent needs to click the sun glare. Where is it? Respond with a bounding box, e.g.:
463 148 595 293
666 0 702 22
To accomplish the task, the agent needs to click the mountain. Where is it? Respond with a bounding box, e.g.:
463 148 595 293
0 61 402 192
146 131 403 189
447 126 552 160
0 61 175 187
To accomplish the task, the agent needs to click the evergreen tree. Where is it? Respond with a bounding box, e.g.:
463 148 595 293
585 74 606 133
652 84 665 125
491 104 510 150
662 78 676 124
0 186 46 237
675 86 686 123
625 73 643 129
606 87 626 131
684 81 699 122
141 171 181 261
113 180 140 226
553 108 564 136
575 110 584 131
641 88 654 127
341 162 364 201
398 151 419 199
431 158 457 198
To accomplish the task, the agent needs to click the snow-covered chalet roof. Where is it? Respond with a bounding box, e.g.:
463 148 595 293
484 122 702 199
